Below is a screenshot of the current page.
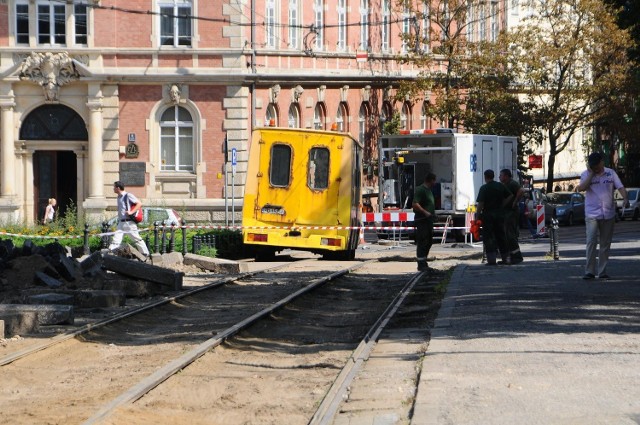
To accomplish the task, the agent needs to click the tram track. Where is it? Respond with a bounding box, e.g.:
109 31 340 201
0 260 307 367
1 258 399 424
83 261 441 425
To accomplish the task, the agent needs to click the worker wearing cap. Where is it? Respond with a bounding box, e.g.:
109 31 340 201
576 152 628 280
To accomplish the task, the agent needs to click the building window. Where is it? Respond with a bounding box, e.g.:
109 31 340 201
266 0 277 48
381 0 390 52
74 3 88 45
16 3 29 45
420 102 428 129
37 2 66 45
337 0 347 51
479 2 486 41
401 5 410 53
288 104 300 128
308 147 330 190
421 3 430 53
314 103 326 130
160 106 194 172
160 0 192 47
359 0 369 50
490 1 498 41
336 103 348 132
358 103 368 145
401 102 411 130
15 1 89 47
467 1 475 43
270 144 292 187
266 103 278 126
288 0 300 49
314 0 324 51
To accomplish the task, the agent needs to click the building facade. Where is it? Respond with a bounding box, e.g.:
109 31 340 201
0 0 513 224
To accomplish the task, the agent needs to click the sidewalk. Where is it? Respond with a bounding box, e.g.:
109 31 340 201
412 239 640 425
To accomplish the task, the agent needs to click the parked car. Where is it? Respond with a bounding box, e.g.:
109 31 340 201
104 207 183 229
616 188 640 221
545 192 585 226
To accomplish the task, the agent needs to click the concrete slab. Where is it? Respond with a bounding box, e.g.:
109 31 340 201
34 271 64 289
101 279 165 297
0 311 39 336
0 304 74 326
27 293 75 305
183 253 240 273
75 290 126 308
102 255 184 290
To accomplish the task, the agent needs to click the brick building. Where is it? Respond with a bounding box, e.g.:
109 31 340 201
0 0 505 224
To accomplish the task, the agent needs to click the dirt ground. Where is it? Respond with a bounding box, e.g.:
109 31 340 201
0 246 479 425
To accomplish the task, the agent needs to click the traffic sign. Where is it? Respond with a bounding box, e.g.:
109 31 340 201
231 148 237 166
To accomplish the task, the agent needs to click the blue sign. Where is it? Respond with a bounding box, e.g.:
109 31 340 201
231 148 237 166
470 154 477 172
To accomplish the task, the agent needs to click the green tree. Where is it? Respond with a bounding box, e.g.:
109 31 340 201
506 0 633 193
396 0 486 128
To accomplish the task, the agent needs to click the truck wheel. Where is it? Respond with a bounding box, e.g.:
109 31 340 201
453 229 466 243
254 248 276 262
322 249 355 261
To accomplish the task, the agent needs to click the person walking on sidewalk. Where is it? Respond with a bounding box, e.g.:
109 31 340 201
412 172 437 272
476 169 513 265
576 152 628 280
499 169 524 264
109 181 150 258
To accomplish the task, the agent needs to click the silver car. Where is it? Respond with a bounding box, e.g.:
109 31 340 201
105 207 183 228
616 188 640 221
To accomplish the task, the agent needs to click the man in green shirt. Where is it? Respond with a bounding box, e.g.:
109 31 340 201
499 169 524 264
412 173 437 272
476 169 513 265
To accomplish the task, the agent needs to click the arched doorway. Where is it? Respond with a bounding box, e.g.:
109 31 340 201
20 105 88 222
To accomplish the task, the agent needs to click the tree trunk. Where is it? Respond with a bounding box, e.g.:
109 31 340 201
546 154 556 194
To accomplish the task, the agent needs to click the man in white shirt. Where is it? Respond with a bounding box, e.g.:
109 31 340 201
108 181 150 257
576 153 628 280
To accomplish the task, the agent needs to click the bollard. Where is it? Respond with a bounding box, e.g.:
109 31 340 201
160 224 167 254
101 221 110 249
551 218 560 260
83 223 90 255
169 222 176 253
153 222 160 254
192 234 199 254
181 220 187 256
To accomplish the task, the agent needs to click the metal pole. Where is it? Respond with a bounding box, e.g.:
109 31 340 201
83 223 90 255
552 218 560 260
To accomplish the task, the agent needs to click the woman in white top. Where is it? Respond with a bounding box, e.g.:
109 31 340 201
43 198 56 224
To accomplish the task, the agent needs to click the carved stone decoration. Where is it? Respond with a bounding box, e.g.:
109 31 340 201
292 85 304 103
318 85 326 103
269 84 281 104
340 85 349 103
168 84 182 104
19 52 80 102
383 85 393 102
362 85 371 103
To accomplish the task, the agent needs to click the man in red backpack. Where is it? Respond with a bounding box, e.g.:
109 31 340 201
109 181 150 258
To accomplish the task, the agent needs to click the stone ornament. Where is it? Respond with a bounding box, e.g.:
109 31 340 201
169 84 182 104
19 52 80 102
269 84 280 104
292 85 304 103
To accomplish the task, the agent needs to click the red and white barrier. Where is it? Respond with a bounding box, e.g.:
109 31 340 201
536 204 546 235
362 212 415 222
